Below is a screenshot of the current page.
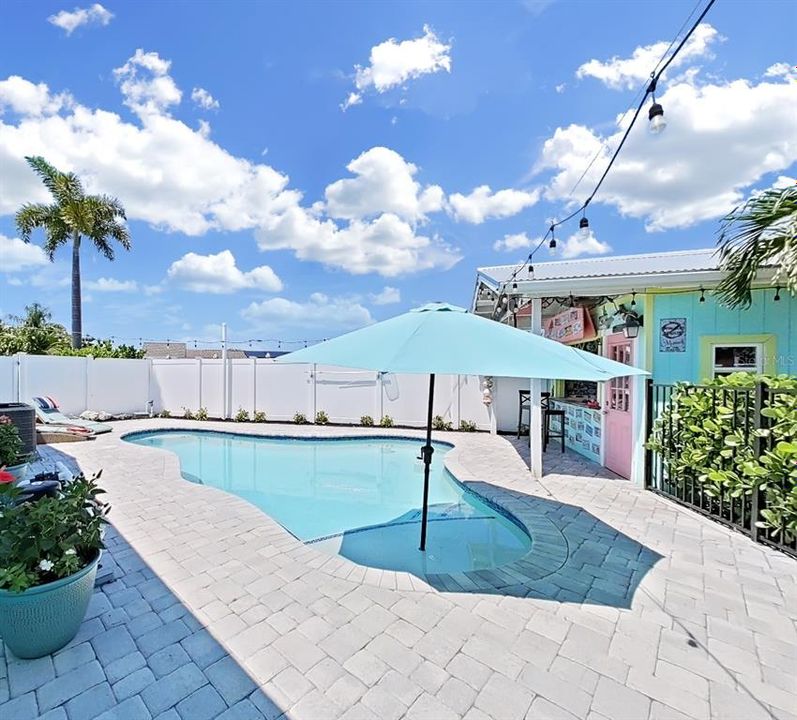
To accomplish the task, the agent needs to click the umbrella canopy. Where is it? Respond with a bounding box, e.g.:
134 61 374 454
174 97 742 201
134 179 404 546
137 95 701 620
279 303 648 381
277 302 647 553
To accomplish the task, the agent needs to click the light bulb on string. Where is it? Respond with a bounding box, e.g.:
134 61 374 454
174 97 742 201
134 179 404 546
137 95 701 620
548 225 556 254
579 216 590 239
631 291 637 308
774 286 781 302
699 287 706 303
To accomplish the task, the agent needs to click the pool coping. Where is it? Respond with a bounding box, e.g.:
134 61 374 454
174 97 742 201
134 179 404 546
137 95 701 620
101 422 570 594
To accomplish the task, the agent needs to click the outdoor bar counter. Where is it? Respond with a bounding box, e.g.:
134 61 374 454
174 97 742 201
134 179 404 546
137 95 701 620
548 396 603 464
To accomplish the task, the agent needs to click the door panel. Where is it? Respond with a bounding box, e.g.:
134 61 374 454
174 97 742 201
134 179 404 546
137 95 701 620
604 334 633 479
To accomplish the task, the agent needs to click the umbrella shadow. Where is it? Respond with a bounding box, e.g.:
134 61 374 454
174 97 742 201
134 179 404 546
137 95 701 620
332 481 663 608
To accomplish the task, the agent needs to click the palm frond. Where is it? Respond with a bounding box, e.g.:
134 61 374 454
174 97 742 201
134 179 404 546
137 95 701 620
15 202 56 241
24 156 84 206
715 185 797 308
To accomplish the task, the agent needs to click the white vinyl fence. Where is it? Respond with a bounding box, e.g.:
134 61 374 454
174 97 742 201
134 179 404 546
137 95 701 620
0 354 531 433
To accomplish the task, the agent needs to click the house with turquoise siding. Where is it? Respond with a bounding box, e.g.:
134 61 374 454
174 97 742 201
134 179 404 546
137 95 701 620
472 248 794 483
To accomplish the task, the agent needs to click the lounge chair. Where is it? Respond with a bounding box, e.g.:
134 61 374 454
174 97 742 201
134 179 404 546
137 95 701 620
31 397 113 435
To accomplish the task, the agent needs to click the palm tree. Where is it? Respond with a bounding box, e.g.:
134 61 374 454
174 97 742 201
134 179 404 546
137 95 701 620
715 184 797 308
15 156 131 348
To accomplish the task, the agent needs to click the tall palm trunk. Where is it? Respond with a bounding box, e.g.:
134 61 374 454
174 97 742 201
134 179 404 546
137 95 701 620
71 232 82 349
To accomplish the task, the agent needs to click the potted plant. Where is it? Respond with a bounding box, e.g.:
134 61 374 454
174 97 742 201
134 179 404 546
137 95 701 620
0 415 29 481
0 470 109 658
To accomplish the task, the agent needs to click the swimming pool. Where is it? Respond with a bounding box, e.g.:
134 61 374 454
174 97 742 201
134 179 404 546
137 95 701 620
124 430 531 575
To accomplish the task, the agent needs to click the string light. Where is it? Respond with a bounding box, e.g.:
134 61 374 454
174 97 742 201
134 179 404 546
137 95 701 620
631 291 637 308
699 287 706 303
548 225 557 254
579 215 590 238
495 0 716 299
774 286 781 302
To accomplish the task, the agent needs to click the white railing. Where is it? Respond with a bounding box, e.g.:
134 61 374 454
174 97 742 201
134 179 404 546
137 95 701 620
0 354 530 433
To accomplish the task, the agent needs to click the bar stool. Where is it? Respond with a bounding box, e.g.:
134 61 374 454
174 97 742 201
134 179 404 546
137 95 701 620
516 390 530 438
544 407 566 453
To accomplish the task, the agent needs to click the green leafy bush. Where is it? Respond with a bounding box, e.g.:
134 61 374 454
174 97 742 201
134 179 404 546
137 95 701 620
648 373 797 541
379 415 394 428
315 410 329 425
360 415 374 427
0 416 23 466
432 415 453 431
459 420 478 432
196 407 208 421
182 408 194 420
293 412 308 425
159 409 171 419
235 408 250 422
253 411 267 423
0 472 109 592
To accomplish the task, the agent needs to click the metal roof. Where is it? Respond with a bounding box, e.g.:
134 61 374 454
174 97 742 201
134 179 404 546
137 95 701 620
478 248 721 284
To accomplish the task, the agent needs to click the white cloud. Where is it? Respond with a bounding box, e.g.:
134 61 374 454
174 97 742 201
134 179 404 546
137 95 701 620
241 293 373 331
257 208 460 277
764 62 791 78
0 233 49 271
555 83 566 94
0 64 459 279
84 277 138 292
558 231 612 259
0 76 72 116
370 286 401 305
537 72 797 231
191 87 219 110
113 49 182 117
576 24 721 90
167 250 283 294
344 25 451 109
449 185 540 224
48 3 113 35
493 232 537 252
324 146 444 222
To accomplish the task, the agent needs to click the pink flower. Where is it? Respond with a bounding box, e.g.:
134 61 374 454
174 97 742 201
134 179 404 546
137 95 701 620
0 469 15 484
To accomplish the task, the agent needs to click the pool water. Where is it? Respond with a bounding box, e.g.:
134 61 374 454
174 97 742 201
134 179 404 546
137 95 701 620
124 430 531 575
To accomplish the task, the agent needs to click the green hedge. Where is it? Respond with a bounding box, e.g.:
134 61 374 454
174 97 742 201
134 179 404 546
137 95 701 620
647 373 797 542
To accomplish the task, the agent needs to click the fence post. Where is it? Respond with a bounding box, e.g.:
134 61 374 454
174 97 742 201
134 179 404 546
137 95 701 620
750 380 766 541
644 378 653 489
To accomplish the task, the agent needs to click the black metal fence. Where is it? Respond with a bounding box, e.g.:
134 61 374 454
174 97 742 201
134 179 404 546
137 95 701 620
645 379 796 557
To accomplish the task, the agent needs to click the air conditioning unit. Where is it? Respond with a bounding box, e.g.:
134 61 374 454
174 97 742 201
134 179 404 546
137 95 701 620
0 403 37 457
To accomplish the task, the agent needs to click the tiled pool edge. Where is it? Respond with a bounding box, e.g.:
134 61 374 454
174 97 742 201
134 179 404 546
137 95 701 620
112 422 570 595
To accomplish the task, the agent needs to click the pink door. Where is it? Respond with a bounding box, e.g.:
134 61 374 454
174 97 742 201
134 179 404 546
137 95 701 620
604 334 633 479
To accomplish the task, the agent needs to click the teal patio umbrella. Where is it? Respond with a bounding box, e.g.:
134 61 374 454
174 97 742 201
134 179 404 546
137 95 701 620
279 303 647 551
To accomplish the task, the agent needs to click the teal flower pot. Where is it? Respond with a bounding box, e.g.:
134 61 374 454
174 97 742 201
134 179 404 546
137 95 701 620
0 552 99 659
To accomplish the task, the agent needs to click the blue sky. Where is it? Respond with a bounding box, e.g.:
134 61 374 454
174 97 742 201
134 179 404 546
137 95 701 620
1 0 794 350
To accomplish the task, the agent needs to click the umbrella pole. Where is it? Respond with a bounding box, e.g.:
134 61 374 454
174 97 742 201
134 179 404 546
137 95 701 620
419 373 435 552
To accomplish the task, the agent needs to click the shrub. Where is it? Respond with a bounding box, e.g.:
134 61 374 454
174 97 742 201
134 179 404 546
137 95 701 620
182 407 194 420
253 411 267 423
315 410 329 425
360 415 374 427
196 407 209 421
432 415 453 431
648 373 797 541
159 409 171 419
235 408 250 422
0 471 109 592
0 416 23 467
459 419 478 432
379 415 394 428
293 412 308 425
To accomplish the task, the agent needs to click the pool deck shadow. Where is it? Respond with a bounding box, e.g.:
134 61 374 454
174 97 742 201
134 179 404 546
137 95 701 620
0 523 287 720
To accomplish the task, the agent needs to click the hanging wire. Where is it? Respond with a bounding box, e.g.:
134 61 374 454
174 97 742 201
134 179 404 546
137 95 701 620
497 0 718 296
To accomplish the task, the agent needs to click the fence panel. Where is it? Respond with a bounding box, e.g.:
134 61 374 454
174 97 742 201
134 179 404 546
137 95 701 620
314 366 379 424
19 355 88 416
150 359 199 414
0 356 17 404
199 360 224 418
646 380 796 557
255 362 312 422
87 358 150 414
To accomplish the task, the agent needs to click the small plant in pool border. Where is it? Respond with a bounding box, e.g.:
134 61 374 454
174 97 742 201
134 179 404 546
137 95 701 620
182 407 194 420
235 408 250 422
379 415 394 428
360 415 374 427
293 412 308 425
432 415 453 431
159 409 171 419
315 410 329 425
253 411 267 423
459 419 477 432
195 407 208 421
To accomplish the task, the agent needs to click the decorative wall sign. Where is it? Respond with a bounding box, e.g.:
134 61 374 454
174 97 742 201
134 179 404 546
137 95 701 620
544 307 597 344
660 317 687 353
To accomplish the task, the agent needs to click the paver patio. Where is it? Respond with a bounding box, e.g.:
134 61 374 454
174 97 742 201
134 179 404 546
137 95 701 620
1 420 795 720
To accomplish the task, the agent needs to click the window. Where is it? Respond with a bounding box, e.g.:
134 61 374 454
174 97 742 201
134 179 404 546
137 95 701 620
711 343 763 377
